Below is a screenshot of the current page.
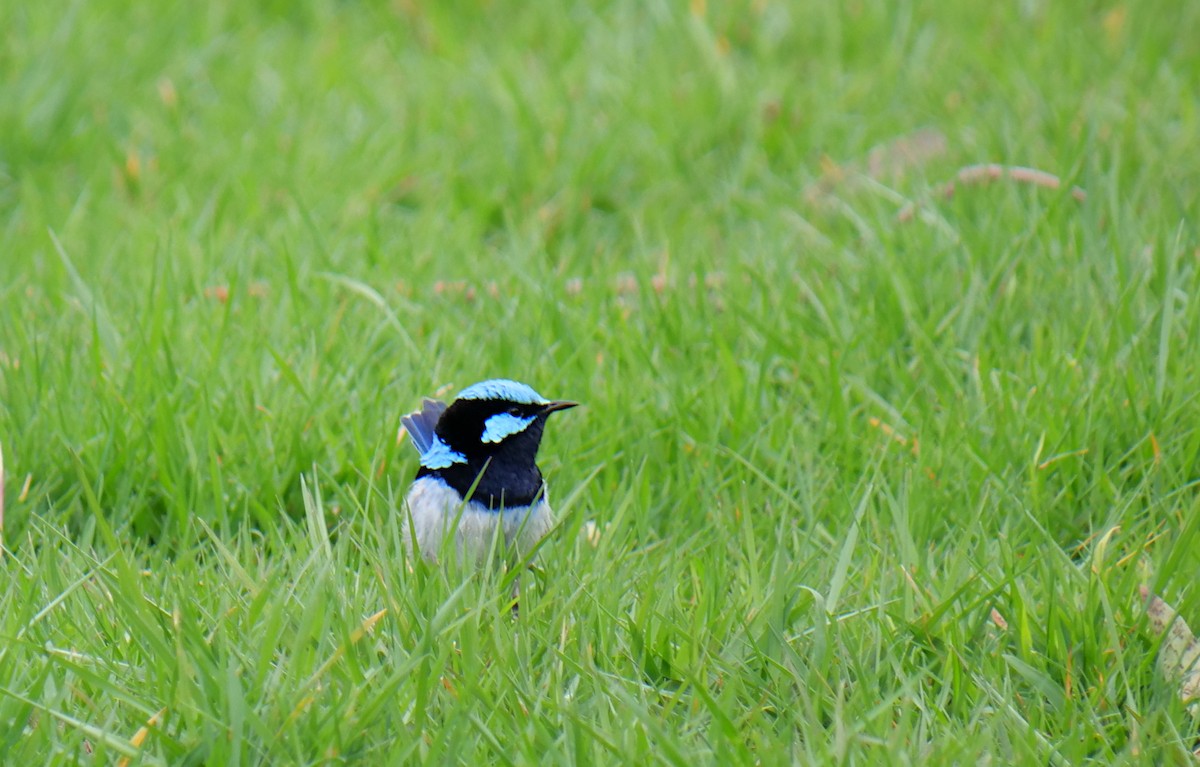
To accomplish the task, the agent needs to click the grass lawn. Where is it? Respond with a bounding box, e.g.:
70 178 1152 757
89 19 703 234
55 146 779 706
2 0 1200 763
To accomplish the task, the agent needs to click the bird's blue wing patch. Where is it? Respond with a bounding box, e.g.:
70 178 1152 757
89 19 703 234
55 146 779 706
481 412 537 443
419 435 468 469
401 398 447 455
457 379 547 405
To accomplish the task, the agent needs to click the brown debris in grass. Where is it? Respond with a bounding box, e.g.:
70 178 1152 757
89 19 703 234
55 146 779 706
116 707 168 767
898 163 1087 222
804 127 949 204
1141 586 1200 759
989 607 1009 631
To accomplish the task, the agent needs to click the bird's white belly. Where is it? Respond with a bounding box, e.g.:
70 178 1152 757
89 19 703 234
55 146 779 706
402 475 552 564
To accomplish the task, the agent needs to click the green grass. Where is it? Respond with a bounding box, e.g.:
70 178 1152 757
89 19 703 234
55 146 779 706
2 0 1200 762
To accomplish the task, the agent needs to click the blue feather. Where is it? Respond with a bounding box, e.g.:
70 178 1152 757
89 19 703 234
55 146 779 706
401 398 446 455
481 412 536 443
457 379 547 405
419 436 467 469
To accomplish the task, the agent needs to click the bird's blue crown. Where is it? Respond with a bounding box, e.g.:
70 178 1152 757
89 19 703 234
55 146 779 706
456 379 548 406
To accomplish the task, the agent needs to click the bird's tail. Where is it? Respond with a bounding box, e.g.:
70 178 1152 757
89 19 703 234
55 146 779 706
401 398 447 455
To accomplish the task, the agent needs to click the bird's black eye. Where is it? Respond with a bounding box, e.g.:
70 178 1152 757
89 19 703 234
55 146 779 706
506 406 522 417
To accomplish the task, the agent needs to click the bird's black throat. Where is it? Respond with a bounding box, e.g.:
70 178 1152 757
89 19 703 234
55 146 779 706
417 457 545 509
417 413 550 510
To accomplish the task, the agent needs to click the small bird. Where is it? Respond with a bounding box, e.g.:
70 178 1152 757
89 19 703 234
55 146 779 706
400 379 578 566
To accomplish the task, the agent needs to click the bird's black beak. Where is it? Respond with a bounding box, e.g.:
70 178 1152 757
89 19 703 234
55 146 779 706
542 400 579 414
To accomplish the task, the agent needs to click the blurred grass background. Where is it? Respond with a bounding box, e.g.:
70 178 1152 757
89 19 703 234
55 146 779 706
2 0 1200 762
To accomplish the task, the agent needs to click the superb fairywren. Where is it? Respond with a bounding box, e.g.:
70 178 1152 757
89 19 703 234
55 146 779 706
400 379 578 565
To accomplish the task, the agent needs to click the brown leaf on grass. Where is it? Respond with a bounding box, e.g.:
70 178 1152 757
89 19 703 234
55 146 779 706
990 607 1009 631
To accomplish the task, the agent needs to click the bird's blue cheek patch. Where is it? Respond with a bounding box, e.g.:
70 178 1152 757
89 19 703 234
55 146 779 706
420 437 468 469
482 413 536 444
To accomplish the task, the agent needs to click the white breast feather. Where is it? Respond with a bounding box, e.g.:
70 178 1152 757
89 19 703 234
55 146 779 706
402 476 553 565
